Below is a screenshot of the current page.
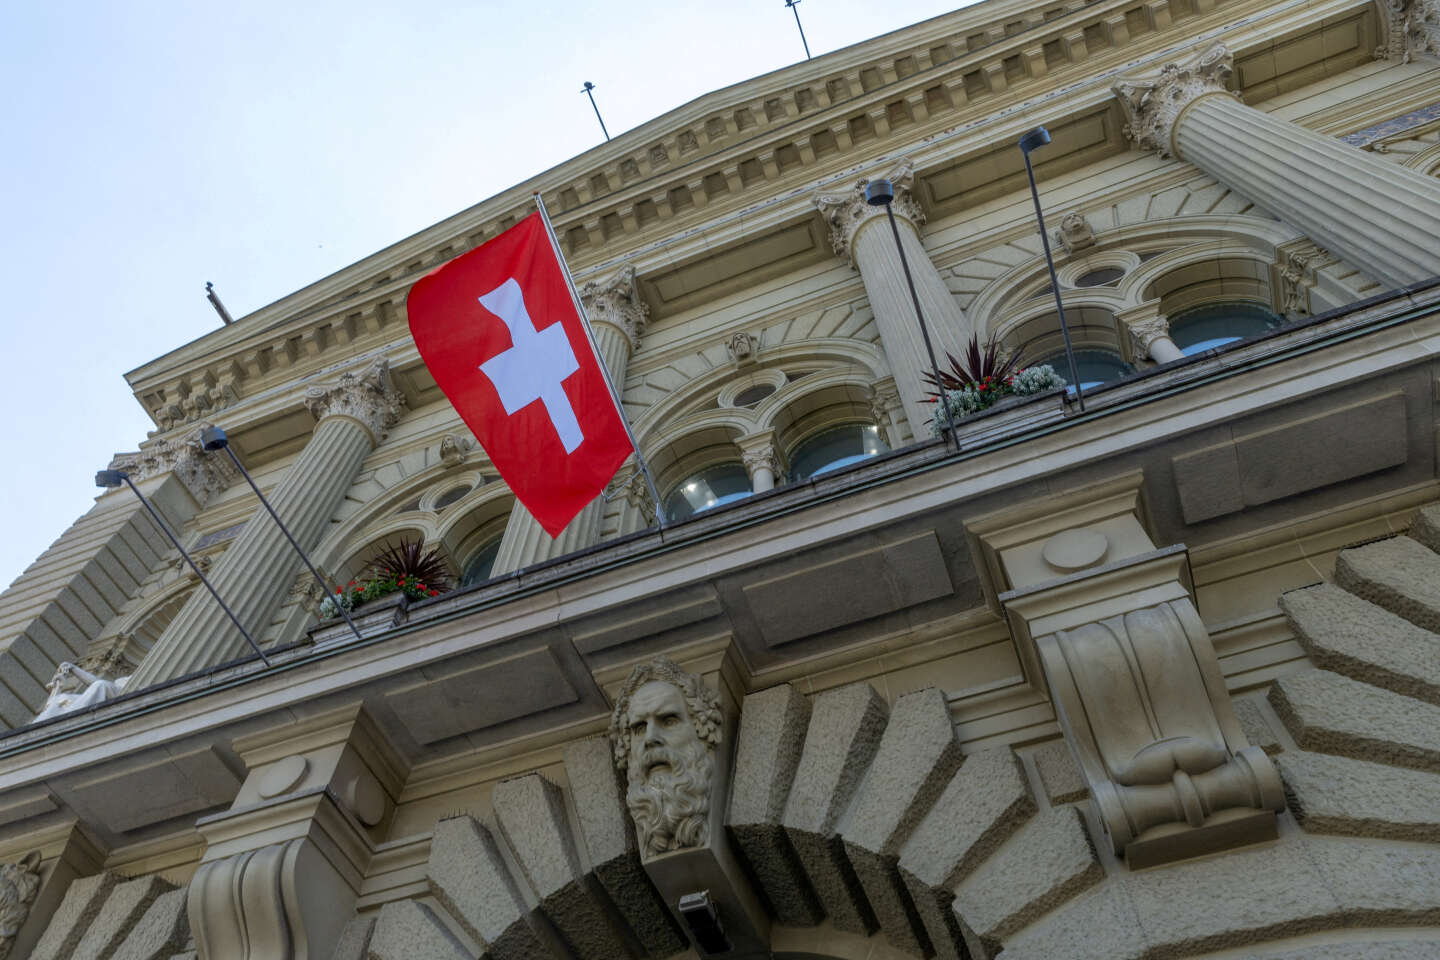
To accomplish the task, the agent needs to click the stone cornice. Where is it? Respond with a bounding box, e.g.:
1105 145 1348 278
303 358 406 444
1112 41 1238 157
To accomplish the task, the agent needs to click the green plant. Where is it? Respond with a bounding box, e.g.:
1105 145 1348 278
921 332 1025 394
318 536 452 619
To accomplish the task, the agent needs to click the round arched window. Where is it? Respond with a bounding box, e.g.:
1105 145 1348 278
1037 348 1134 394
1075 266 1125 287
460 536 504 588
663 463 753 522
788 423 888 482
1168 302 1282 355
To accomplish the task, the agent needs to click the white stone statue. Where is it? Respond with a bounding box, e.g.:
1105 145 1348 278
34 662 129 723
609 658 723 858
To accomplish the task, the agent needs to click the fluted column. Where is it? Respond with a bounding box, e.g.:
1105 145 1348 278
817 161 970 437
493 266 646 574
1114 42 1440 289
130 360 404 687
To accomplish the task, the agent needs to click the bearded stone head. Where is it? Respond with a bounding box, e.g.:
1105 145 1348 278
609 659 723 859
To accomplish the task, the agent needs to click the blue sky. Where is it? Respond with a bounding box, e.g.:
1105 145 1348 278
0 0 975 588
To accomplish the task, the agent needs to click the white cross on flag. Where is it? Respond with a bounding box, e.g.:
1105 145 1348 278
407 213 634 537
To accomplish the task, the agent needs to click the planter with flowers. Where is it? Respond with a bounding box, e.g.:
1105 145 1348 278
923 334 1068 443
314 538 452 643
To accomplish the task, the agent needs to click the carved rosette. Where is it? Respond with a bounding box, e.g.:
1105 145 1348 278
1113 43 1238 159
580 264 648 352
0 851 41 959
108 426 238 508
608 658 724 859
1125 316 1174 358
815 159 925 261
303 358 405 444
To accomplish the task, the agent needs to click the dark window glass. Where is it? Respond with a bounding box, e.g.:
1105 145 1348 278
1075 267 1125 287
433 485 472 510
1169 302 1282 355
733 384 776 407
788 423 888 482
664 463 753 522
1038 348 1133 394
461 536 503 588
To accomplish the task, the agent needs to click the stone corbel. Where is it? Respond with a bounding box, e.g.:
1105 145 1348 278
971 474 1284 868
189 704 405 960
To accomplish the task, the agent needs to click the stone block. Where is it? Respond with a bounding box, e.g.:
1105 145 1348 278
952 806 1102 959
1231 697 1283 755
1277 750 1440 841
367 900 470 960
1408 503 1440 554
841 687 960 955
73 875 171 960
1125 840 1340 956
1234 944 1440 960
1335 536 1440 634
782 683 889 934
1306 836 1440 924
425 816 548 959
111 887 190 960
329 916 375 960
30 872 120 960
990 884 1146 960
492 774 629 960
1270 668 1440 772
562 737 684 957
728 684 821 926
898 748 1034 960
1279 583 1440 706
1031 740 1088 803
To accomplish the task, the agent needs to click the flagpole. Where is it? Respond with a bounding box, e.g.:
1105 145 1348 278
533 193 668 530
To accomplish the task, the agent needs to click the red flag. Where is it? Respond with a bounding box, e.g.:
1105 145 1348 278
407 213 634 537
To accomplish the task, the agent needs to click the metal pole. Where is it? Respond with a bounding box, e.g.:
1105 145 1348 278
581 82 610 141
785 0 812 59
533 194 668 530
216 445 366 642
1020 142 1085 412
880 198 959 447
110 473 271 666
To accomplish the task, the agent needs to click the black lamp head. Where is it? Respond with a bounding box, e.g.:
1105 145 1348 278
95 469 127 489
200 426 229 452
863 178 894 207
1019 126 1052 154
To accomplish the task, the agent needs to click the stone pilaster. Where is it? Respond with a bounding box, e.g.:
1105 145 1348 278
492 266 645 575
816 161 970 438
129 360 403 688
1113 42 1440 288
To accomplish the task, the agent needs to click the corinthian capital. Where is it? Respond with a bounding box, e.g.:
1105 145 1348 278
580 264 648 351
815 159 925 261
1113 43 1237 159
108 425 238 508
303 358 405 444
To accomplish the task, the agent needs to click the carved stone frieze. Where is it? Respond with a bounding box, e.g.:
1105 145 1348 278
815 159 924 259
1053 211 1096 254
108 425 238 508
608 658 724 859
580 264 648 351
303 358 405 444
0 852 41 960
1113 43 1237 158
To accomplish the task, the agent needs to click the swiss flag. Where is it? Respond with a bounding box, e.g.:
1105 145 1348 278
407 213 634 537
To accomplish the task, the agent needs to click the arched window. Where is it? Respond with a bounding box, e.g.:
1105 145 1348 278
1168 301 1282 355
663 462 753 522
788 423 888 482
1037 348 1134 394
460 534 504 588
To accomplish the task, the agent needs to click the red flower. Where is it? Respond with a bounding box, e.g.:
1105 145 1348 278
429 589 439 597
335 587 342 594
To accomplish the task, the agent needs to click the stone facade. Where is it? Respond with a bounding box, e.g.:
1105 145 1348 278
1 0 1440 957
